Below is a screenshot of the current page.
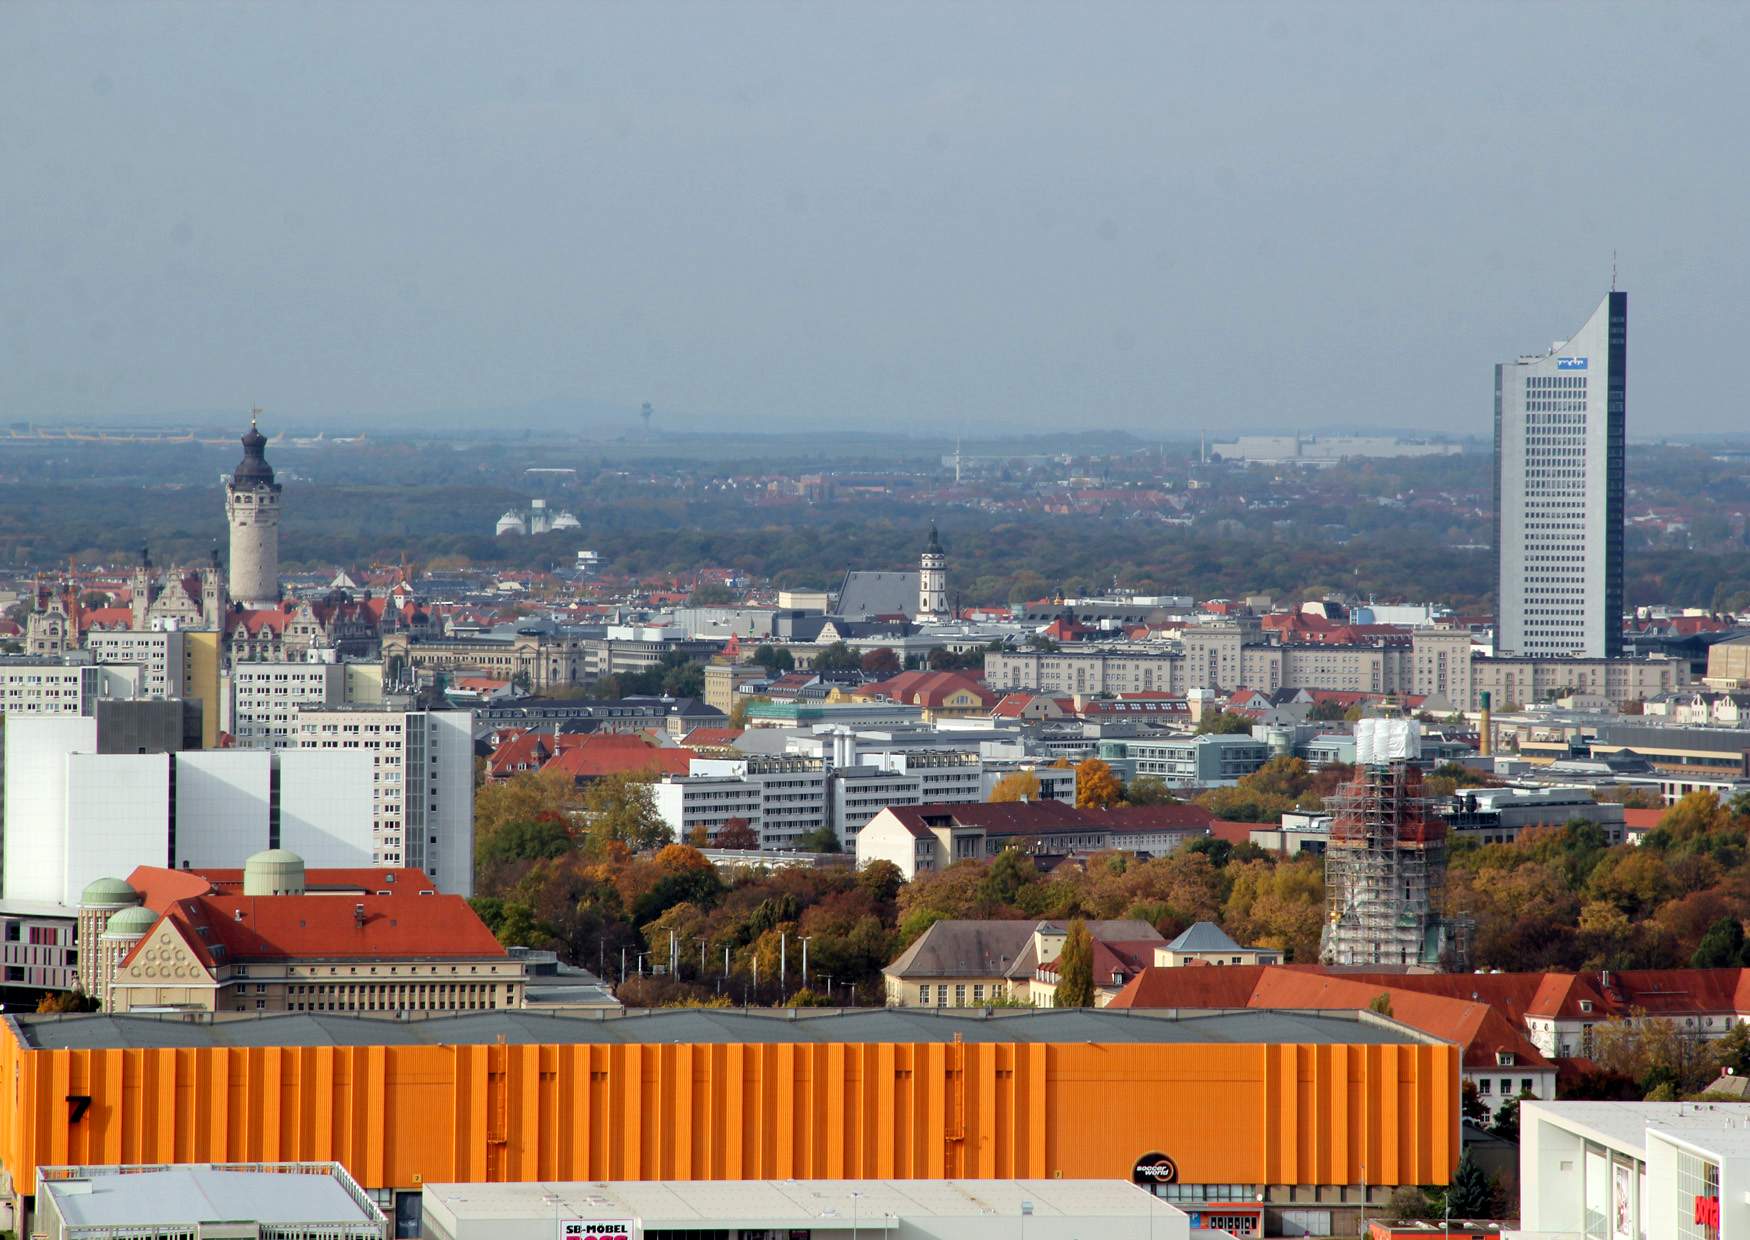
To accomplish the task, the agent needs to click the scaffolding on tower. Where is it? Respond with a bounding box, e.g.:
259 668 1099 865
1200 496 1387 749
1320 720 1468 969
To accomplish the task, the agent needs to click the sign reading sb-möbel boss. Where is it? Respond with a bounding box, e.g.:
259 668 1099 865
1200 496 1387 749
560 1222 634 1239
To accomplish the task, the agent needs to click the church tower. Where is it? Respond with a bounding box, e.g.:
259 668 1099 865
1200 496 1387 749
917 522 948 623
226 412 282 608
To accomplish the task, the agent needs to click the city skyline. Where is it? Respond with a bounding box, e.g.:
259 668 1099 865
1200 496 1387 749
4 3 1748 434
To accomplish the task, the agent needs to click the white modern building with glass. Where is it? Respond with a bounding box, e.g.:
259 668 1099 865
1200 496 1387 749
1519 1100 1750 1240
1494 291 1627 659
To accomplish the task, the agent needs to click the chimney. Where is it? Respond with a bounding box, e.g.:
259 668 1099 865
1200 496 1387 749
354 904 366 927
1478 690 1493 757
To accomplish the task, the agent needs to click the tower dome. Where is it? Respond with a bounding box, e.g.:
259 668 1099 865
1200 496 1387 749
102 905 158 937
81 877 141 908
243 848 307 896
233 421 276 486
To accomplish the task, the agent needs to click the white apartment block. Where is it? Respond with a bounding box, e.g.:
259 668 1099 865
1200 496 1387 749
1 716 375 906
83 629 190 699
224 662 348 748
291 706 474 895
0 662 91 716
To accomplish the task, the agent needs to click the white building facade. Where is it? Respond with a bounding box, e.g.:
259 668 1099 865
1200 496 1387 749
2 717 376 906
291 706 474 895
1495 291 1628 659
1520 1101 1750 1240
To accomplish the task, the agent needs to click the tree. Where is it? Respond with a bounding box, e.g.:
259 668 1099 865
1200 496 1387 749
475 814 575 893
1446 1150 1499 1218
797 825 843 853
1368 992 1394 1017
1385 1186 1432 1220
716 818 759 849
859 647 902 681
474 769 574 842
751 645 795 674
1075 757 1122 809
1489 1089 1533 1141
1306 699 1348 723
728 695 767 727
1691 916 1749 968
688 581 735 606
989 769 1042 803
578 772 671 855
1195 711 1254 735
1124 775 1177 806
1055 919 1096 1008
812 642 860 673
1460 1080 1491 1127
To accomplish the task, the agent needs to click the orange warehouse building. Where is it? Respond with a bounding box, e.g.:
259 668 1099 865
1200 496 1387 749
0 1007 1459 1235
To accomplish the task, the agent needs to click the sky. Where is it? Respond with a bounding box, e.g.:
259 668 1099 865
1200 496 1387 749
3 2 1747 437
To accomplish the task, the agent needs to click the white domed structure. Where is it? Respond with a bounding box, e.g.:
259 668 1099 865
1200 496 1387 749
549 509 581 531
495 510 527 536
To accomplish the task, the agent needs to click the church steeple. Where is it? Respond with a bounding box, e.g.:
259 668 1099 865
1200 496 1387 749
917 522 948 623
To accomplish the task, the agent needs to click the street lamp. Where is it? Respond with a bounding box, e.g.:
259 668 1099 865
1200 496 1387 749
851 1189 863 1240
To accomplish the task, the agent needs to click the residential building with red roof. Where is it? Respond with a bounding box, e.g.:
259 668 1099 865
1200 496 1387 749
856 670 996 717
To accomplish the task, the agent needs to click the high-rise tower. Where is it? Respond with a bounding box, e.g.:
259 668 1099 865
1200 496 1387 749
226 412 282 608
1494 291 1627 658
917 523 948 623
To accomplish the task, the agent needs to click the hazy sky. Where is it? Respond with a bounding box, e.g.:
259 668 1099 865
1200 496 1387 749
4 2 1746 436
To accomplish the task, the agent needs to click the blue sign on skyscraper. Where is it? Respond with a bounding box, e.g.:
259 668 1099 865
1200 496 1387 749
1556 356 1588 370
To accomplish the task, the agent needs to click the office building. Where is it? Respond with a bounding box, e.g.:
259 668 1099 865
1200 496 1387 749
291 706 474 894
1495 291 1628 658
224 660 349 747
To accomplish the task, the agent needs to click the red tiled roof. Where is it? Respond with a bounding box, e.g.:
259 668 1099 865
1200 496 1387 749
121 892 504 971
682 727 745 748
543 735 692 780
865 671 996 710
126 864 439 909
1108 964 1553 1071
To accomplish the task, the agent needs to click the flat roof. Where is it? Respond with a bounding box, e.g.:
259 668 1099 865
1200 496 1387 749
40 1164 381 1229
10 1006 1425 1052
1525 1101 1750 1159
424 1178 1177 1229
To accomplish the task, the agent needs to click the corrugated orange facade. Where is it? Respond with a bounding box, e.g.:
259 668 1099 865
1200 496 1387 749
0 1028 1457 1196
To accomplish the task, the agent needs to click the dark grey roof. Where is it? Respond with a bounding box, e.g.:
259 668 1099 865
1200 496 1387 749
835 571 920 621
9 1007 1419 1051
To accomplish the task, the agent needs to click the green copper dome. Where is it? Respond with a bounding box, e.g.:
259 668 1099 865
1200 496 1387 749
81 877 140 906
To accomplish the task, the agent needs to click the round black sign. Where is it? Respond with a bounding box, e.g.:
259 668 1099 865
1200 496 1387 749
1133 1152 1178 1186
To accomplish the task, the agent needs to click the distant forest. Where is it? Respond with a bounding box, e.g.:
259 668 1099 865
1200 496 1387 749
4 436 1750 612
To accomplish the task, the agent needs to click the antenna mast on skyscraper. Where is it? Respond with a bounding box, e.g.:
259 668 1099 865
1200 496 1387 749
1611 251 1618 292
